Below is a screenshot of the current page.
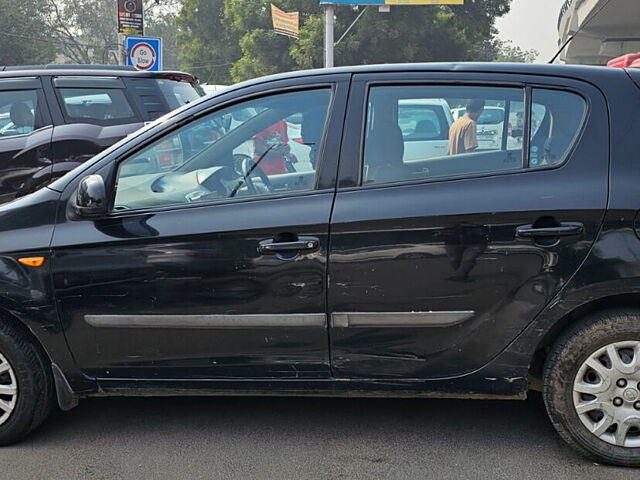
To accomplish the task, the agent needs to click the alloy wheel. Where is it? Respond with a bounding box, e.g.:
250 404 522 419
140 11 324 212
0 351 18 427
573 341 640 447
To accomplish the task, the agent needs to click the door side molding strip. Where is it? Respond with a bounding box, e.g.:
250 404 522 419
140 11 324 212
85 314 327 329
331 311 474 328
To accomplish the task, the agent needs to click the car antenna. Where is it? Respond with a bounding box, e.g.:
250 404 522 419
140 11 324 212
549 0 616 64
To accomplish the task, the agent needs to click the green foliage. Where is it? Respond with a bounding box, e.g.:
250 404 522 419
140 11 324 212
0 0 56 66
176 0 516 83
493 40 539 63
175 0 239 83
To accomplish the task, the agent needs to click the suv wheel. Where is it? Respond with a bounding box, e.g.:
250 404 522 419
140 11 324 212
544 309 640 466
0 320 54 445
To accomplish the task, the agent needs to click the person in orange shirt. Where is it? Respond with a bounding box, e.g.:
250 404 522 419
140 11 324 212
448 99 485 155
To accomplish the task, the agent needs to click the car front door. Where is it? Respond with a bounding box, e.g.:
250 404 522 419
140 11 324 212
51 76 348 380
328 72 609 379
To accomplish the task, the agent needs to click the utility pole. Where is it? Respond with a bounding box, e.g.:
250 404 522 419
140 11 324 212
324 3 335 68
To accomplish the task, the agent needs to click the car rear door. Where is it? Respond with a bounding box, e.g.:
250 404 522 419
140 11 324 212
51 75 349 380
328 72 609 379
48 76 145 169
0 77 53 203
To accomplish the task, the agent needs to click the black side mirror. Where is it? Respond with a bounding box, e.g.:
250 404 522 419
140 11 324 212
75 175 107 216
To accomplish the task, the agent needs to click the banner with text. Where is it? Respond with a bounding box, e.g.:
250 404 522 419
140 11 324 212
271 4 300 39
118 0 144 35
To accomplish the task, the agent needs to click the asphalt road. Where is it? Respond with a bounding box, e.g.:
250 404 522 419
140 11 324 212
0 393 634 480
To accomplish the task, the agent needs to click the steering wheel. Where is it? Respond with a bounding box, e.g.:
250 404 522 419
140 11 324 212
231 153 273 196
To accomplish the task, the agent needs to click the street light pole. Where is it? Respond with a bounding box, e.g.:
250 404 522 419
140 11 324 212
324 3 335 68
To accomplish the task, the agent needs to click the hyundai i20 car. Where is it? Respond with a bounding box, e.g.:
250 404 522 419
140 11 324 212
0 63 640 466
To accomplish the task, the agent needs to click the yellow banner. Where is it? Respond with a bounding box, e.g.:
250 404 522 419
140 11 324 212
271 4 300 38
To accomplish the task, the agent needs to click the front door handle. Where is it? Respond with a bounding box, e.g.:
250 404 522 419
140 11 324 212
258 237 320 254
516 223 584 238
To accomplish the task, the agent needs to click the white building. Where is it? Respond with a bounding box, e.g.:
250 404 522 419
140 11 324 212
557 0 640 65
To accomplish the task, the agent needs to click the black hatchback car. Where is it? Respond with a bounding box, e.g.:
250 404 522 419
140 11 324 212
0 63 639 466
0 65 202 203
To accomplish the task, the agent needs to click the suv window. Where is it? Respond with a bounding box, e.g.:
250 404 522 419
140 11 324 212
529 89 586 168
0 90 43 137
155 79 203 109
363 85 524 184
58 88 136 123
113 88 331 211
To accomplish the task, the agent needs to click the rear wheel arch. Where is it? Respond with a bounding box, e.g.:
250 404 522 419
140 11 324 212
529 293 640 379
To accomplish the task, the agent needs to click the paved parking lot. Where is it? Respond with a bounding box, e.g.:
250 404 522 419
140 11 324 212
0 392 632 479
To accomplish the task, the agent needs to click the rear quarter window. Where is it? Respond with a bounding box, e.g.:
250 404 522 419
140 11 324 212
155 80 203 110
57 88 137 124
529 89 587 168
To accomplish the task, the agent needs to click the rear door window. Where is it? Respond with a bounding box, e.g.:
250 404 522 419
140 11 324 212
363 85 524 184
57 88 137 124
0 90 45 137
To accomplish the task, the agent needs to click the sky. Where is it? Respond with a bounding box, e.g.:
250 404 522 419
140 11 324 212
496 0 567 62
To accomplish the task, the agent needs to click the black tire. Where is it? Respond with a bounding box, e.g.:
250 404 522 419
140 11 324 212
543 309 640 466
0 319 54 446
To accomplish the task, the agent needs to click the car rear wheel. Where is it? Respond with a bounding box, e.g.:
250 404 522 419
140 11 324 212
543 309 640 466
0 320 54 446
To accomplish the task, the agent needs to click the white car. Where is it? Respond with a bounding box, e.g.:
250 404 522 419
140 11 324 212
398 98 454 162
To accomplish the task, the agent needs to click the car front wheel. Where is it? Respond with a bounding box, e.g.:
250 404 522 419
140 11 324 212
544 309 640 466
0 319 54 445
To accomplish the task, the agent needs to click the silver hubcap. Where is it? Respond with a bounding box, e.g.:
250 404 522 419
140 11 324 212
573 341 640 447
0 352 17 427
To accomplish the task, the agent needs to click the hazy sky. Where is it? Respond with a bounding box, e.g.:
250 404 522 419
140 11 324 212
496 0 566 62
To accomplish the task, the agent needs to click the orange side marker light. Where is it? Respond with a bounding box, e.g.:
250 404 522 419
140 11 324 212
18 257 45 267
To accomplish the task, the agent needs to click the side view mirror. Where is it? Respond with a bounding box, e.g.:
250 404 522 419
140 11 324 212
75 175 107 216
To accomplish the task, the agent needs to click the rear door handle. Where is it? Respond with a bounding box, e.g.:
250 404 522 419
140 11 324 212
258 237 319 254
516 223 584 238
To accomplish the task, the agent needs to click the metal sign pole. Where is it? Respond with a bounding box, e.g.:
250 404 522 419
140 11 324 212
324 3 335 68
118 33 126 65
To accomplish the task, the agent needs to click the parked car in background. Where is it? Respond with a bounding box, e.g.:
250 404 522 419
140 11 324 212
0 65 203 203
1 62 640 467
397 98 453 162
201 84 229 95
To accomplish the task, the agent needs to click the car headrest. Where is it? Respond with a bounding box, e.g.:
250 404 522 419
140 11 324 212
365 121 405 169
414 119 438 137
10 102 34 128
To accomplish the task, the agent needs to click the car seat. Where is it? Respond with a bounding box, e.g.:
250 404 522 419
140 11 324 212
364 121 405 184
9 102 34 132
408 119 439 140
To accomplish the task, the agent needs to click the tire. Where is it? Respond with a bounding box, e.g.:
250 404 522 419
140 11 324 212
543 309 640 466
0 320 54 446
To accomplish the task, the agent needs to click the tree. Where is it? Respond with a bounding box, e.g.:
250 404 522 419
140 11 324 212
44 0 183 65
0 0 57 66
175 0 240 84
176 0 520 83
493 40 539 63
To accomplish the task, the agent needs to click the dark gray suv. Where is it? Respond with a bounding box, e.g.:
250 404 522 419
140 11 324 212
0 64 202 203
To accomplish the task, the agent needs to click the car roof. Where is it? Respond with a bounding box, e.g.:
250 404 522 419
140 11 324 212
219 62 626 95
0 64 197 81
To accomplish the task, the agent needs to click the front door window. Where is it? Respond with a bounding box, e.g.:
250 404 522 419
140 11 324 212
113 89 331 211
